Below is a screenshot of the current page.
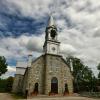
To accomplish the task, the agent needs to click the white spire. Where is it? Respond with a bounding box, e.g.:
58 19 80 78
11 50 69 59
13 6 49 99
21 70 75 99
48 15 56 27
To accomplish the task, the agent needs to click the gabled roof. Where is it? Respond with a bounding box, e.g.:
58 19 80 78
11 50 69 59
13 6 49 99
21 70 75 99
16 61 28 75
16 61 28 68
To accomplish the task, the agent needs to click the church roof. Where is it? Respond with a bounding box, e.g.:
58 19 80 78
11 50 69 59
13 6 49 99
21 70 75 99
48 15 56 27
16 61 28 68
16 61 28 75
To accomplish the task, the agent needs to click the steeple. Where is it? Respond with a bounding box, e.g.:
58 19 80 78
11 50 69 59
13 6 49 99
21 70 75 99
48 15 56 27
45 15 57 41
43 15 60 55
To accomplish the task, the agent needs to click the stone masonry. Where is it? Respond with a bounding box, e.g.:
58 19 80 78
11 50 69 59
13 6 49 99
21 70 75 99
25 54 73 95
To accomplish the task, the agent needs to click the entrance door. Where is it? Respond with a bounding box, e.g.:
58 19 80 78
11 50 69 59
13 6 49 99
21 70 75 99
51 77 58 93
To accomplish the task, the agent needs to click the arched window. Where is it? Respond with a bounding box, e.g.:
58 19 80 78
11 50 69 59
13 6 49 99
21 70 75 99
51 77 58 93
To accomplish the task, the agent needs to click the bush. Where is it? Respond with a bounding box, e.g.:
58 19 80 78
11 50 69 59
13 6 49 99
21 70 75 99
0 76 14 92
0 78 7 92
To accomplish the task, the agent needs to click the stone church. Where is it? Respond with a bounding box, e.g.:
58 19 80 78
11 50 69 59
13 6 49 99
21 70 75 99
12 15 73 96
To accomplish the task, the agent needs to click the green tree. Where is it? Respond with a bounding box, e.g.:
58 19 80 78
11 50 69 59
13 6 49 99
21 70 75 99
97 63 100 91
0 77 14 92
6 76 14 92
0 56 8 76
97 63 100 79
0 78 7 92
66 56 95 92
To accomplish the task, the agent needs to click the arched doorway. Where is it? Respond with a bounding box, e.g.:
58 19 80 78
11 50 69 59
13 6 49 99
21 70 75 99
51 77 58 94
33 83 38 94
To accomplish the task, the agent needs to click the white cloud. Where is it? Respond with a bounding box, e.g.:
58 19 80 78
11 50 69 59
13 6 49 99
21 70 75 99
26 34 44 52
5 0 52 19
7 66 16 72
0 34 44 63
0 36 27 58
1 66 16 79
1 0 100 76
60 44 77 56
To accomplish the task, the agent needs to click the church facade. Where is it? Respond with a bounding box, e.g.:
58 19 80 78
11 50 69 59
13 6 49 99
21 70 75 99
12 16 73 96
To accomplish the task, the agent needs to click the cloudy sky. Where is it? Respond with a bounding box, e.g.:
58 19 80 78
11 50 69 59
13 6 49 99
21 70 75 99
0 0 100 78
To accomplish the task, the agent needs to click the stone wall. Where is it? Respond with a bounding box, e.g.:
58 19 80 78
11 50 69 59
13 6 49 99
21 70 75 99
22 68 29 95
27 55 45 94
44 54 73 94
13 54 73 95
12 74 23 93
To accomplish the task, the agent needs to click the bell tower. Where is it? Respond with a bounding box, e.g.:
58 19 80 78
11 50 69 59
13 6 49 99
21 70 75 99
43 15 60 55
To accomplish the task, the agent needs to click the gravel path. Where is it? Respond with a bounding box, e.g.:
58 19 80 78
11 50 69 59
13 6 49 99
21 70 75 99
0 93 15 100
28 97 99 100
0 93 99 100
28 95 99 100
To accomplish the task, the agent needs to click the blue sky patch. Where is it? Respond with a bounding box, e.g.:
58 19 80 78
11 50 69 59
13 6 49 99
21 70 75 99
0 12 48 38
